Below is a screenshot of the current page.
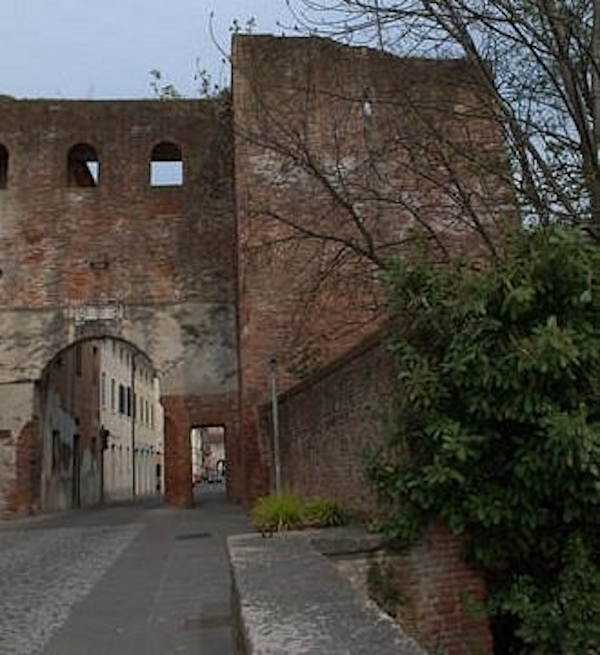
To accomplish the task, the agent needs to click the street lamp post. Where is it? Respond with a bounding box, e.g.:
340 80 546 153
131 352 137 497
269 357 282 496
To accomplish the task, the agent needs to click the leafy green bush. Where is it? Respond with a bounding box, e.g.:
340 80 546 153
368 227 600 652
251 494 350 533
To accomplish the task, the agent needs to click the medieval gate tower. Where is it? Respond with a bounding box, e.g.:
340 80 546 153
0 99 238 515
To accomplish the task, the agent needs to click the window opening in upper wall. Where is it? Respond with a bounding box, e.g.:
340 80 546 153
67 143 100 187
0 144 8 189
150 141 183 187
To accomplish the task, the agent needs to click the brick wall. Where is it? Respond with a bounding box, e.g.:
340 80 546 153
0 99 238 513
259 331 391 513
389 523 493 654
232 34 516 505
0 383 36 517
0 36 516 515
7 418 41 517
161 392 238 507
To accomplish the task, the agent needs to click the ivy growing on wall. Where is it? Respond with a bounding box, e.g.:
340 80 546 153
366 227 600 652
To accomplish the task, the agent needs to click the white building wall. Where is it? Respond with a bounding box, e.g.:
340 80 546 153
99 339 164 501
191 428 203 483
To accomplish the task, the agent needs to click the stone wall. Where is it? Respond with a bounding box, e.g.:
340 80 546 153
229 529 425 655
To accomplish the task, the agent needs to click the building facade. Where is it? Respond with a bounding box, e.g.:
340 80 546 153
0 97 237 517
99 338 164 501
36 338 164 512
191 426 225 484
232 35 516 500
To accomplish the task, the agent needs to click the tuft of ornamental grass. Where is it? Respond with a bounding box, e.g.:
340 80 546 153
251 493 350 534
303 497 350 528
251 492 305 534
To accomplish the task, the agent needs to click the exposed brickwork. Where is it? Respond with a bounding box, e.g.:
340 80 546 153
334 526 493 654
0 99 238 514
6 418 41 517
0 36 502 647
232 35 516 505
0 36 514 518
259 331 391 512
161 393 238 507
387 524 493 654
0 100 234 311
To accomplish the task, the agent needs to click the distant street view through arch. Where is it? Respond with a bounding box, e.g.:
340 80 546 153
39 338 164 512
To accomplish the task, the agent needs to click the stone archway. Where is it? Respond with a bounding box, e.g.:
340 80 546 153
36 336 167 513
0 300 238 517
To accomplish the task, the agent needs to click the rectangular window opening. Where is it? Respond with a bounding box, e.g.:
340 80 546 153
118 384 126 414
101 373 107 408
151 161 183 187
75 343 82 376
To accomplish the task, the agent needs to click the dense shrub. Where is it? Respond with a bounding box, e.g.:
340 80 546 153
367 228 600 652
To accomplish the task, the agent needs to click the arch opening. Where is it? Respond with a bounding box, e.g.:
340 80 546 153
190 425 226 487
67 143 100 187
38 337 164 511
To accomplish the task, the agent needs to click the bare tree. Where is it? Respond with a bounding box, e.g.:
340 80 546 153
233 34 516 375
286 0 598 236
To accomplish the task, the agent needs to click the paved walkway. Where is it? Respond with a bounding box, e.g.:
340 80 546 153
0 486 250 655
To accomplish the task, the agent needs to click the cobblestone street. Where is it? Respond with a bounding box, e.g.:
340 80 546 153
0 488 249 655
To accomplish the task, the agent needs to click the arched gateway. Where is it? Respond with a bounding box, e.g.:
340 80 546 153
0 99 237 516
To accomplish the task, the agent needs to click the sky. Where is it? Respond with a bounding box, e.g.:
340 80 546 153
0 1 295 99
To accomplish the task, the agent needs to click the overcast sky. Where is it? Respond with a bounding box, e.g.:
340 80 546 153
0 1 295 99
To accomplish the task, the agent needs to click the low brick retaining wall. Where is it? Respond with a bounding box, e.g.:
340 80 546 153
228 527 424 655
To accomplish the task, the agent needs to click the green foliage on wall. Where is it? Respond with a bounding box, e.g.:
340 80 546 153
366 557 404 619
367 227 600 652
